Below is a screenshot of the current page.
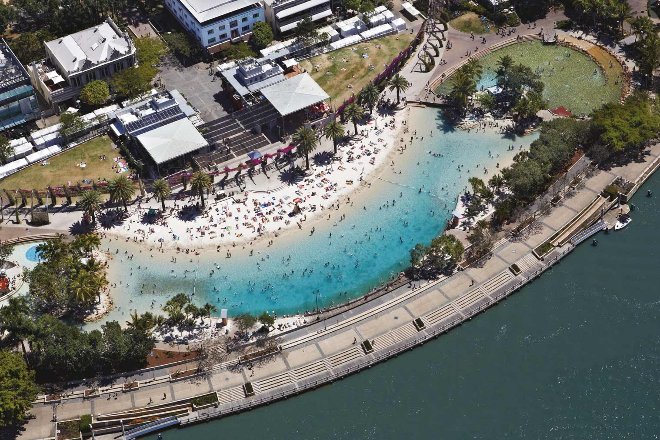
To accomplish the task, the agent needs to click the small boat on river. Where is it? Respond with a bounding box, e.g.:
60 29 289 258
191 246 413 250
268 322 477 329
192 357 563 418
614 213 632 230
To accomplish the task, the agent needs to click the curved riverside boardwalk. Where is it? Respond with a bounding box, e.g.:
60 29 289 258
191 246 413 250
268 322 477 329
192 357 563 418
21 142 660 440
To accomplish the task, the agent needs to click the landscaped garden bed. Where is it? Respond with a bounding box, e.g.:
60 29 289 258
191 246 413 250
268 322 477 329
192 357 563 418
56 419 81 440
361 339 374 354
169 369 198 382
122 381 139 392
83 388 99 399
533 242 554 259
413 317 426 331
191 392 219 409
509 263 522 276
79 414 92 438
243 382 254 397
45 393 62 403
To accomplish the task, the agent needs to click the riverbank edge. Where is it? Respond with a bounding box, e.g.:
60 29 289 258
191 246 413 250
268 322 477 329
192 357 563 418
116 149 660 437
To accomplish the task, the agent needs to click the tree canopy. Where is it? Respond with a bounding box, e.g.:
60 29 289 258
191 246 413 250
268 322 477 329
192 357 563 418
588 92 660 161
26 234 107 317
80 80 110 106
0 350 39 428
0 134 13 164
250 22 274 50
59 112 86 138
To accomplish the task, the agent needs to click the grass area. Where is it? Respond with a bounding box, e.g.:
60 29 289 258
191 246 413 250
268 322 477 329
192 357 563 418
56 419 80 440
0 135 127 191
191 392 219 407
449 12 491 34
299 33 415 104
534 241 554 257
437 40 624 115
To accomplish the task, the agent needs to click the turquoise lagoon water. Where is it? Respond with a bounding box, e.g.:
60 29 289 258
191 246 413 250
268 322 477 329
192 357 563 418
146 167 660 439
101 108 537 323
25 245 42 263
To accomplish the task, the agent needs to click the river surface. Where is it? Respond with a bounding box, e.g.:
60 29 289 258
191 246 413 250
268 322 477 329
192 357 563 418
144 171 659 439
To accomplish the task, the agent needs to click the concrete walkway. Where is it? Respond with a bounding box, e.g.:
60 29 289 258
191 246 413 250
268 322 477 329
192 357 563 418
21 141 660 440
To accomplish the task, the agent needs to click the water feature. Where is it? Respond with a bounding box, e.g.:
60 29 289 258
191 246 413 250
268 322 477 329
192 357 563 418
436 41 623 116
25 245 42 263
97 108 537 327
144 166 660 439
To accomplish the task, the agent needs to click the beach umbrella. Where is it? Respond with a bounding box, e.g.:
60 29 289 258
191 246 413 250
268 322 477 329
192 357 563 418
247 151 262 160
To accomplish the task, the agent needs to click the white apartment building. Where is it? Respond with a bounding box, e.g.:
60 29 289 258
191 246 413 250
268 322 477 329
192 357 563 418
164 0 265 52
28 18 136 107
263 0 332 34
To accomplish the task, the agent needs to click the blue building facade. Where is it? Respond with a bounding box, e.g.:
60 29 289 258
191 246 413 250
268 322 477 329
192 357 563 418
0 39 39 132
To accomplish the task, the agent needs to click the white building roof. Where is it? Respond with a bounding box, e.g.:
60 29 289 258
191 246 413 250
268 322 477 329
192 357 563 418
275 0 329 19
136 118 208 165
45 19 134 75
178 0 260 24
260 73 329 116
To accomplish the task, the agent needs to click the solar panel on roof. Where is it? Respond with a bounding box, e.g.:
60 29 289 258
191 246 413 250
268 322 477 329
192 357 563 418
125 106 184 135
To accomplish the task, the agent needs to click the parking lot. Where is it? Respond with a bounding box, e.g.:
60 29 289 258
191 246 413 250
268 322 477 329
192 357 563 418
158 57 232 122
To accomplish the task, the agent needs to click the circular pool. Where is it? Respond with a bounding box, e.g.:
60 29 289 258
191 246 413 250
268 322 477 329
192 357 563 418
25 245 42 263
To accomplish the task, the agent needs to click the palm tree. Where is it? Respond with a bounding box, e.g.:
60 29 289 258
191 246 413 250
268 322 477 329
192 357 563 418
151 178 171 211
449 69 477 115
323 119 345 154
190 172 212 208
359 83 380 115
488 174 505 194
76 233 101 256
388 74 411 105
293 126 317 170
496 55 514 95
611 0 631 36
344 103 365 135
463 58 483 79
201 303 217 319
78 190 102 223
108 175 135 212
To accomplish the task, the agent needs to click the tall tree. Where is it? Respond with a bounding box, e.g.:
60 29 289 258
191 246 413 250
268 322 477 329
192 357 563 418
293 126 318 170
79 80 110 106
323 119 345 154
294 17 319 47
190 172 212 208
0 350 39 428
151 178 171 211
344 103 365 135
78 190 102 223
359 83 380 115
388 73 411 105
108 175 135 211
0 134 13 164
59 112 86 138
250 22 274 50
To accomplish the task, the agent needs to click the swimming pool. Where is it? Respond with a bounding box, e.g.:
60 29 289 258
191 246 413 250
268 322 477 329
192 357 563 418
95 108 538 327
25 245 42 263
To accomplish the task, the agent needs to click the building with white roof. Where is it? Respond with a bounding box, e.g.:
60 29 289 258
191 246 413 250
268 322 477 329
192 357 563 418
28 17 136 108
110 90 208 172
164 0 265 52
0 39 40 132
263 0 332 34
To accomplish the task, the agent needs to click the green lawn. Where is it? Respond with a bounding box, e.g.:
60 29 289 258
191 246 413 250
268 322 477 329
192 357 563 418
0 135 128 191
299 33 415 105
449 12 491 34
437 40 624 115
